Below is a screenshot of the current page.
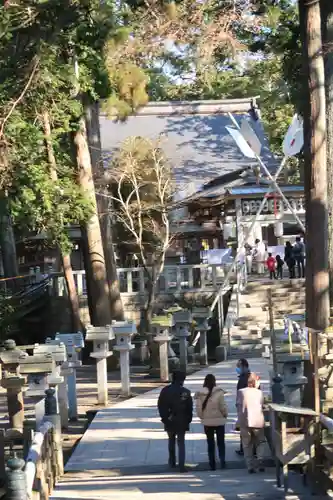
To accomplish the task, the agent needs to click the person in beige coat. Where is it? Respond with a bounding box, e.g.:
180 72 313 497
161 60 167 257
236 372 266 474
195 374 228 470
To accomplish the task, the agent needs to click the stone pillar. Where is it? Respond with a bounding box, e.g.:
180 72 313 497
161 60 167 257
5 456 27 500
33 342 67 422
199 329 208 366
2 377 26 430
151 316 176 379
44 388 64 477
19 352 55 430
58 365 70 428
154 332 172 382
174 310 192 374
51 333 85 419
113 321 136 397
97 355 108 405
193 308 211 367
67 367 78 420
0 340 28 431
86 325 114 406
271 375 285 404
277 354 307 406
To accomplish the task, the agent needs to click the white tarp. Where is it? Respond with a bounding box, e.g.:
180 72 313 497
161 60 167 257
205 248 232 265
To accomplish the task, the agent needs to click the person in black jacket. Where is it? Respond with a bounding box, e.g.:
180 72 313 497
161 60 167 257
284 241 295 279
158 371 193 472
235 358 250 456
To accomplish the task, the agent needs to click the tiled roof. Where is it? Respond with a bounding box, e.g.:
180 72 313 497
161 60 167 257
99 99 278 196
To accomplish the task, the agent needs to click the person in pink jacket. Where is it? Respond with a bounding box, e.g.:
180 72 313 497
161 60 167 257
236 372 266 474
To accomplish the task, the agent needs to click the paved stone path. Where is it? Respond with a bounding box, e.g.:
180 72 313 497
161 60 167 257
51 358 316 499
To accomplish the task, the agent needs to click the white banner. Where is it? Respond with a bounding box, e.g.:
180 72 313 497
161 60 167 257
282 114 304 157
240 119 262 156
226 126 257 159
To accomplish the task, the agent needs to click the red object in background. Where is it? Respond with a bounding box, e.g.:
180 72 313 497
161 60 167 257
266 256 276 271
265 192 280 217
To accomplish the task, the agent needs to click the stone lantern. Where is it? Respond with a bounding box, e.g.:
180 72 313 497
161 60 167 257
85 325 114 405
113 321 136 396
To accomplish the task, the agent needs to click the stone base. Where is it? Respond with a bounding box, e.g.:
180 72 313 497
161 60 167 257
148 367 163 379
215 345 227 362
187 346 195 363
169 356 180 371
148 356 179 379
107 353 119 370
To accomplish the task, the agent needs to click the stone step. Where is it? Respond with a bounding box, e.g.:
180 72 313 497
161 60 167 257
230 338 262 346
243 284 305 295
228 345 263 357
228 350 264 360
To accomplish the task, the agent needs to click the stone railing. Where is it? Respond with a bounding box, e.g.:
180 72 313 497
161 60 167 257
3 389 63 500
51 263 235 297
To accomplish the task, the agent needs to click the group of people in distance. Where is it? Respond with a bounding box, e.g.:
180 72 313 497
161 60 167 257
157 358 265 474
266 236 305 280
247 235 305 280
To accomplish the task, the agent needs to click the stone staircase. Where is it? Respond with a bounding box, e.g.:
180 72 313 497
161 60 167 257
227 278 305 359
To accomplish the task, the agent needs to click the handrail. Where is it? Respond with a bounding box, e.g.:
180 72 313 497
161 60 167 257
320 414 333 432
25 421 54 498
51 262 236 297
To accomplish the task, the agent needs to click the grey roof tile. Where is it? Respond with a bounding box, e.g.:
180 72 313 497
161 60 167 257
99 99 278 190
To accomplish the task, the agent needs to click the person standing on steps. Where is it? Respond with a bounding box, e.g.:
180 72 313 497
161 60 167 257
252 239 266 275
236 372 266 474
195 374 228 470
275 255 284 279
266 253 276 280
293 236 305 278
158 371 193 473
235 358 251 456
284 241 295 279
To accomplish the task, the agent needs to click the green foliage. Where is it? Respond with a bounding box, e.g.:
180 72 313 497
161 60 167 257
0 293 15 341
146 0 300 165
0 1 121 252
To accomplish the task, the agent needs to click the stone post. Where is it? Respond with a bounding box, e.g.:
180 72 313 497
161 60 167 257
154 331 172 382
52 333 85 421
173 310 192 374
86 326 114 405
2 377 26 431
192 308 211 367
113 321 136 397
44 388 64 477
277 354 307 406
0 340 28 430
271 375 285 404
151 315 175 381
19 352 55 429
33 343 67 425
5 455 27 500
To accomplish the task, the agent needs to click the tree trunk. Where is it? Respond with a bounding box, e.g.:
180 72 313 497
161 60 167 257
42 110 82 331
142 281 155 333
0 194 18 279
84 100 124 320
321 0 333 313
74 117 112 326
0 145 18 279
61 253 81 331
299 0 330 334
143 276 158 369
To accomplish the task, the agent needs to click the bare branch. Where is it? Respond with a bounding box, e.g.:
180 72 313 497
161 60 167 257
104 135 178 285
0 57 40 139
